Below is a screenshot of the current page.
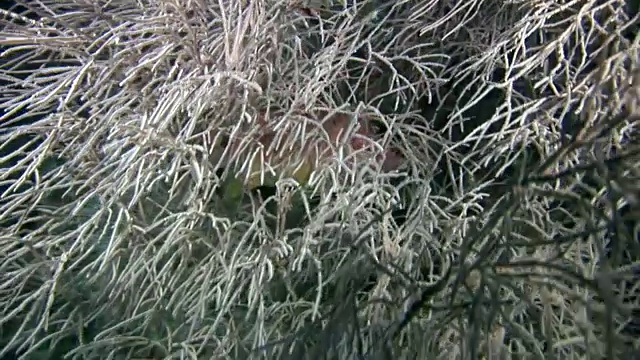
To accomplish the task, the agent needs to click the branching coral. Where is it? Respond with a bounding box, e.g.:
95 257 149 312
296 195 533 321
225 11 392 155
0 0 639 359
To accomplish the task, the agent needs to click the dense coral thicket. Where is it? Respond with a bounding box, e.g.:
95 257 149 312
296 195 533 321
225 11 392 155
1 0 639 358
